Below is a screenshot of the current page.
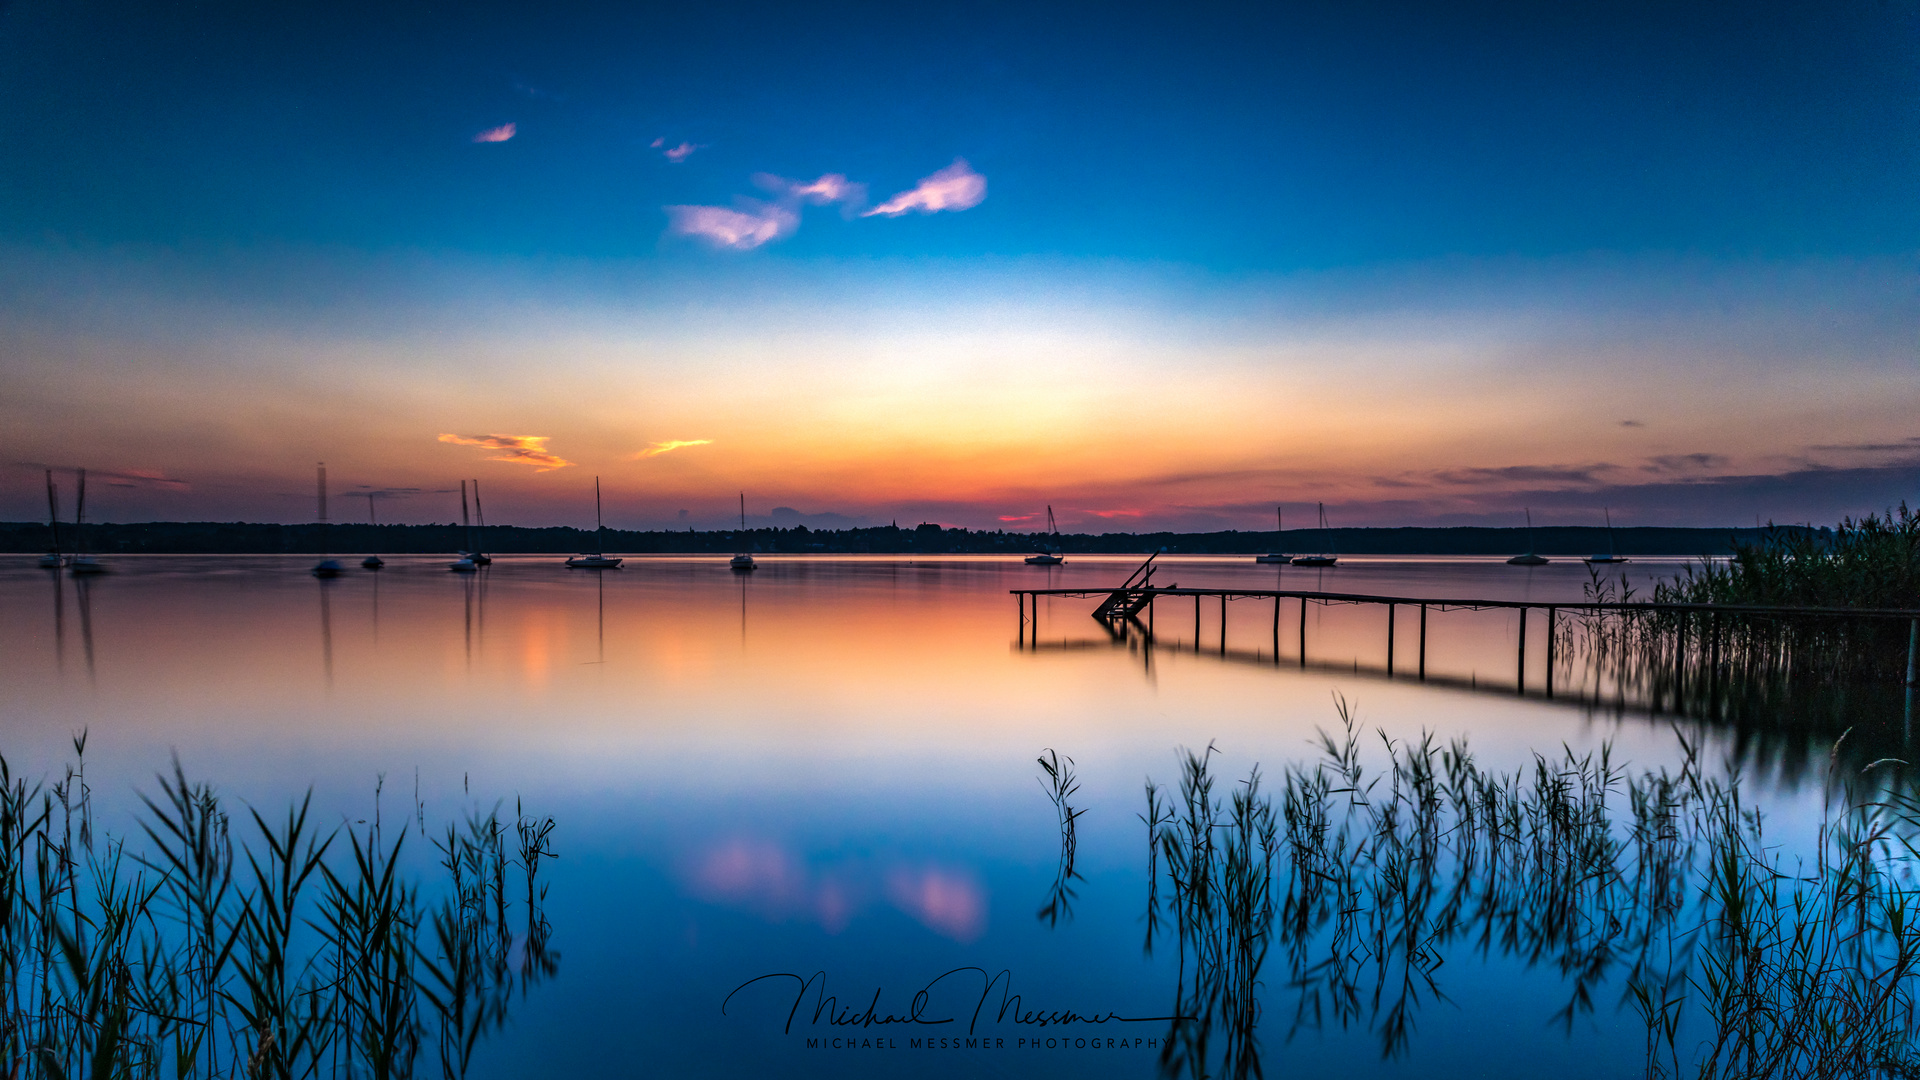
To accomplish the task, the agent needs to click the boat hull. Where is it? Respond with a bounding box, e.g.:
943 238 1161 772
1254 554 1292 564
1291 555 1337 567
566 556 623 569
1507 554 1549 566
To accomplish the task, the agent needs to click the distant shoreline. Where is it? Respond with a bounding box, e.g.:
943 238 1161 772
0 521 1810 557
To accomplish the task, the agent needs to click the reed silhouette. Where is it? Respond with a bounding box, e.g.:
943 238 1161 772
0 738 558 1079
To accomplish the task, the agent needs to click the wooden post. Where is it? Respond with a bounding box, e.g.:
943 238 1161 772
1299 598 1307 668
1386 603 1395 677
1907 617 1918 688
1220 593 1228 655
1018 592 1024 645
1195 594 1201 651
1517 606 1527 695
1544 607 1555 699
1418 603 1427 681
1272 595 1281 662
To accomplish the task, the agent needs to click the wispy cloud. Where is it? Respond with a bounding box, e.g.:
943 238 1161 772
863 159 986 217
650 137 701 162
1429 464 1615 487
632 438 712 459
472 123 516 144
755 172 866 212
1619 419 1645 428
1808 436 1920 453
95 467 191 491
1643 452 1728 474
663 203 798 251
436 433 574 471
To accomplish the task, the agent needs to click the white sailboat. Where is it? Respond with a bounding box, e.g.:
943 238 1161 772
361 492 385 569
730 493 757 571
1290 502 1338 567
450 480 480 571
566 477 623 568
1024 505 1065 565
1255 505 1292 564
311 462 344 578
1584 507 1629 564
1507 508 1549 565
466 479 492 565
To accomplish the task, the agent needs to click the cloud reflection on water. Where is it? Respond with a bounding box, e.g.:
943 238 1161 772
686 837 985 941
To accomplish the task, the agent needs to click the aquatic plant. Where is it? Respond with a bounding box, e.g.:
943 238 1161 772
1649 507 1920 684
1182 697 1920 1076
0 737 558 1079
1147 742 1276 1080
1036 749 1085 927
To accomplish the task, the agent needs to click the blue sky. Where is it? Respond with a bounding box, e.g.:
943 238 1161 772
2 0 1917 529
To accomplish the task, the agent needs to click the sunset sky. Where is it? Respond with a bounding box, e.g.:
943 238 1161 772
2 1 1917 531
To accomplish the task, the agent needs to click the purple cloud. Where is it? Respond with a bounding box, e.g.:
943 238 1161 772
863 159 986 217
472 123 516 144
651 137 702 162
663 202 799 251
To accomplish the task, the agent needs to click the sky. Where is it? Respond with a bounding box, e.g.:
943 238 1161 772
1 0 1917 532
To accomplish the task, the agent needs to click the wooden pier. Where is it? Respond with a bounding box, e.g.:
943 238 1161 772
1012 565 1920 702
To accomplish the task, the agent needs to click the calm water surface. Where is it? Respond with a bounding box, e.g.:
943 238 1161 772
0 554 1827 1078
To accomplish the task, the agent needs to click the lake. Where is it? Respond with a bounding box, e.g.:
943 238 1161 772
0 554 1865 1078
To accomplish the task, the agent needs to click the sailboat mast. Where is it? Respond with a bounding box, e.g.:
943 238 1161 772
472 479 486 553
368 493 377 526
75 468 88 553
45 469 62 553
460 479 471 552
595 476 604 551
739 492 745 530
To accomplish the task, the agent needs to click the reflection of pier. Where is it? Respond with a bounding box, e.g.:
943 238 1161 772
1013 583 1920 707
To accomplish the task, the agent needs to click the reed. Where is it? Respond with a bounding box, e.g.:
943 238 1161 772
0 739 558 1079
1035 749 1085 927
1161 697 1920 1075
1647 508 1919 685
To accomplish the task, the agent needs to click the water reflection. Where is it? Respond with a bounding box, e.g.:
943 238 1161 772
4 554 1888 1078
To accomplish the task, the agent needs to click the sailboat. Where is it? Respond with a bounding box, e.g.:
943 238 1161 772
66 468 108 575
730 494 757 571
450 480 480 571
1255 505 1292 564
1024 505 1065 565
38 469 65 569
566 477 623 568
1290 503 1338 567
361 493 385 569
1584 507 1629 564
466 479 492 565
1507 508 1549 565
311 463 344 577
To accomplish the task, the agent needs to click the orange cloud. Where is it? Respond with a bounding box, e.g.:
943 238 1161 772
632 438 713 459
472 123 516 143
436 433 573 471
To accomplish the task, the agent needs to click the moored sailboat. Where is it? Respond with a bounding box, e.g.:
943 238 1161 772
1024 505 1065 565
1254 505 1292 563
1507 508 1549 565
311 462 343 577
38 469 65 569
730 493 757 571
566 477 623 568
1290 502 1338 567
1584 507 1629 564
